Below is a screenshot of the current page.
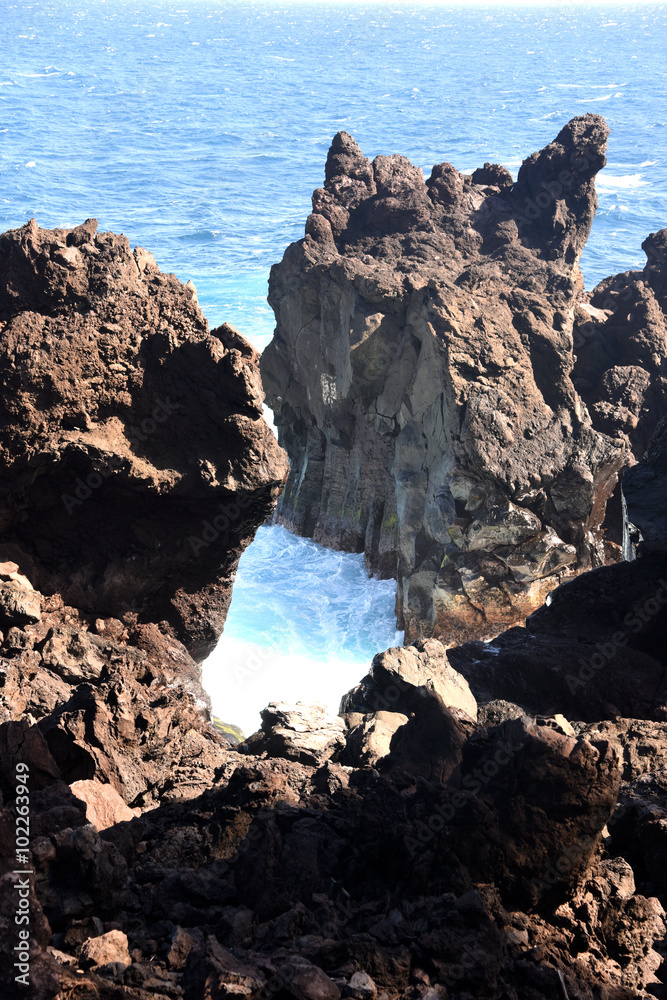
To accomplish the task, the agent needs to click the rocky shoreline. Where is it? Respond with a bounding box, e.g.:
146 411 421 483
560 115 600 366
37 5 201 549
261 114 665 646
0 116 666 1000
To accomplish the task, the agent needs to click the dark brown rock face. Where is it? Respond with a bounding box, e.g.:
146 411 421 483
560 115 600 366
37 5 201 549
623 416 667 554
448 551 667 723
2 665 664 1000
448 423 667 723
260 116 667 646
0 568 665 999
574 236 667 461
1 200 667 998
0 219 291 998
0 219 288 660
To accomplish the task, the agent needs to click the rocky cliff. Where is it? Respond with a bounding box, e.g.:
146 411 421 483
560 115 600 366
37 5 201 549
1 421 667 1000
1 219 667 999
261 115 666 645
0 219 289 661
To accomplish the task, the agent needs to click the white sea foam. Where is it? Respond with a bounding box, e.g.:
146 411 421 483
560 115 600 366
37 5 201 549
576 93 614 103
556 82 625 89
203 637 381 737
597 173 648 190
201 525 402 735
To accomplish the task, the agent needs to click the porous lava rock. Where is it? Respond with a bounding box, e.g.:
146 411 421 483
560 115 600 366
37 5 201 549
574 235 667 461
623 416 667 554
0 573 665 998
0 536 662 997
2 674 665 1000
2 198 667 999
261 116 666 646
448 425 667 722
0 218 288 660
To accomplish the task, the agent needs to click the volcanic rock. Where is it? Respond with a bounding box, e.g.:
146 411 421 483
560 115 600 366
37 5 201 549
447 426 667 723
79 929 131 969
260 116 667 646
2 657 665 999
249 702 347 766
341 638 477 720
0 609 236 807
182 936 267 1000
573 239 667 460
623 416 667 554
448 552 667 722
166 924 202 970
453 715 621 907
70 779 139 830
0 218 288 660
2 196 667 1000
343 710 408 767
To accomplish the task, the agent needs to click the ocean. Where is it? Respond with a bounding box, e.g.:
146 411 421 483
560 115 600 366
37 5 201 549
2 0 665 733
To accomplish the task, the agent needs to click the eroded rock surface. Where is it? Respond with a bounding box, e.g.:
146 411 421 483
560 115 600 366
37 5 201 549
623 416 667 555
2 198 667 999
574 237 667 460
2 662 665 1000
448 421 667 723
261 117 666 646
0 219 288 660
0 562 665 999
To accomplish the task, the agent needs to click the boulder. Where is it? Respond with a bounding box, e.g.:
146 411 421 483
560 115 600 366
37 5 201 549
183 936 266 1000
344 711 408 767
277 954 341 1000
452 716 621 907
382 692 473 787
342 639 477 721
252 702 346 767
166 925 202 970
345 972 377 1000
0 581 41 627
79 929 131 969
448 551 667 722
70 779 139 830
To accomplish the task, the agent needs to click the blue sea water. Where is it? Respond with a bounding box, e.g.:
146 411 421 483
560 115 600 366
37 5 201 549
202 526 401 734
2 1 666 731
